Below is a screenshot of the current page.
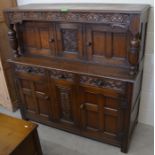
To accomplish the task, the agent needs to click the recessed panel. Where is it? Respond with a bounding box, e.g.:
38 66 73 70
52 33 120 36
21 80 31 89
23 28 36 47
105 98 119 109
113 33 127 58
86 111 98 129
34 82 47 93
93 31 106 55
85 92 97 103
37 98 49 116
24 95 35 111
62 29 78 53
39 28 50 49
104 115 117 134
57 86 73 122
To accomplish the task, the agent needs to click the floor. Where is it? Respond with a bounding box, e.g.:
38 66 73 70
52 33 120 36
0 106 154 155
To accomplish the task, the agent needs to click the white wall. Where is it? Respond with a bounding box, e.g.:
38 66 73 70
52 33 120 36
17 0 154 126
17 0 154 6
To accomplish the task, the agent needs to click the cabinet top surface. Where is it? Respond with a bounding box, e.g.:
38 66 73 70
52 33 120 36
0 113 37 154
5 3 150 13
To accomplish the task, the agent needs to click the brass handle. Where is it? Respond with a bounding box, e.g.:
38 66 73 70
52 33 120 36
44 96 49 100
86 42 92 47
80 104 84 109
60 74 66 79
27 67 32 73
49 38 55 43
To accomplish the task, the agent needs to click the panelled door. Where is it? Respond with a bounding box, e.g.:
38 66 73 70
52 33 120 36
86 24 129 67
15 64 53 122
79 82 126 142
18 21 56 57
56 23 83 59
50 70 79 129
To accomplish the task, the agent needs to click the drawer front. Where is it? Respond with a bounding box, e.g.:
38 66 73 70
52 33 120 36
80 75 127 94
15 64 46 78
50 69 74 82
15 64 54 122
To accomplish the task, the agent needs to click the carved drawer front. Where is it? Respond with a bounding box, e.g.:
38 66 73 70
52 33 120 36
17 21 56 57
80 75 126 93
86 24 130 67
79 86 126 142
50 69 74 82
50 69 77 128
15 63 46 85
15 64 53 121
56 23 83 59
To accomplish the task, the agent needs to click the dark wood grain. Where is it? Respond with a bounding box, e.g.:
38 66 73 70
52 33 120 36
4 3 150 153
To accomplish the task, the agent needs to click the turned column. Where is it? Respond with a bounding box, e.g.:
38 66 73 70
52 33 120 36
128 33 140 75
128 15 141 75
8 24 20 57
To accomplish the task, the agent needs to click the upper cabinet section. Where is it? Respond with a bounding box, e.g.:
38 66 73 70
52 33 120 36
4 3 150 75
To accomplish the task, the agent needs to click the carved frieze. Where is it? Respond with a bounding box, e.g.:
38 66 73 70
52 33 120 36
6 11 130 29
50 70 74 81
15 64 45 75
80 75 126 91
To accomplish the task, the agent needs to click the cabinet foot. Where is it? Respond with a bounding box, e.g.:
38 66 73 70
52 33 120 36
121 141 128 153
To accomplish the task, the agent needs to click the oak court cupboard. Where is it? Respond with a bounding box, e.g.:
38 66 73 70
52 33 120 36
4 3 150 153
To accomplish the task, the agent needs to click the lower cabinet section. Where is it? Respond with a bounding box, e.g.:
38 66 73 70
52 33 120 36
14 64 133 153
79 86 125 144
50 70 79 130
15 65 53 122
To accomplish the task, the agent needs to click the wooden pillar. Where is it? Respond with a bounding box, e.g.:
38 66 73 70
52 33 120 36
128 15 141 75
8 24 20 57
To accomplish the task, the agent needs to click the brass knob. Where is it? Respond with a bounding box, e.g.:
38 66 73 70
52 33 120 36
86 42 92 47
44 96 49 100
27 67 32 73
49 38 55 43
80 104 84 109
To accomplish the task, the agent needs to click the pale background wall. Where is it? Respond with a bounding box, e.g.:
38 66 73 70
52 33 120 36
17 0 154 126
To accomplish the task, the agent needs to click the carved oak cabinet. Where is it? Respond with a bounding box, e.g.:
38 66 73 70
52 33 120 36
4 3 150 153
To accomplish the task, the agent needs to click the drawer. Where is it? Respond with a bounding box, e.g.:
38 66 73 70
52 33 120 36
50 69 75 82
80 75 127 94
15 64 46 81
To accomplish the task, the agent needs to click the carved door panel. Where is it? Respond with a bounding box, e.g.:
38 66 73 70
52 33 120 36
56 23 83 59
50 70 78 128
15 64 53 122
86 24 129 67
18 21 56 57
79 84 126 141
